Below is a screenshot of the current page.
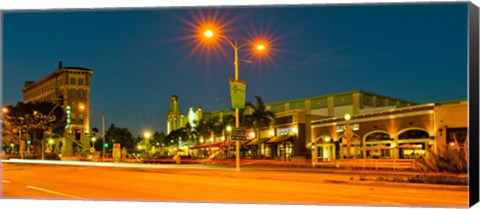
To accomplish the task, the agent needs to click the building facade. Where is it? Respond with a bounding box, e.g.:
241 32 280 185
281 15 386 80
174 90 417 159
310 101 468 161
21 62 94 155
166 95 203 134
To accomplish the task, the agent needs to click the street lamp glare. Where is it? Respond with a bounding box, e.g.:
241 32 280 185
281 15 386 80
144 131 151 138
256 44 265 51
79 104 85 110
204 30 214 38
226 126 232 132
344 113 351 121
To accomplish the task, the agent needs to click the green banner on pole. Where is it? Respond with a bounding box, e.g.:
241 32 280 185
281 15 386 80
230 78 247 109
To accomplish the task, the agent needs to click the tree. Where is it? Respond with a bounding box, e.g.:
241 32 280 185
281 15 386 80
104 124 135 150
150 131 166 147
165 127 189 152
2 101 65 157
245 96 275 129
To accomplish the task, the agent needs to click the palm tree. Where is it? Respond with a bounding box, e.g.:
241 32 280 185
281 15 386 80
246 96 275 128
245 95 275 158
195 117 220 157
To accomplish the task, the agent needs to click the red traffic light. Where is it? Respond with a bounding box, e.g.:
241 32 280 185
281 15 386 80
75 129 81 140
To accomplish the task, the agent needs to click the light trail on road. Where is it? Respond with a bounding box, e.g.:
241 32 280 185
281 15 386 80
1 163 468 207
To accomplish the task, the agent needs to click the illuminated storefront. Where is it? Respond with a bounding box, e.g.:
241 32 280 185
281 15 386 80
311 101 467 160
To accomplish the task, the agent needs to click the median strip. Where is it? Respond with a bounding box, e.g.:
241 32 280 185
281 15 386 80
26 186 87 200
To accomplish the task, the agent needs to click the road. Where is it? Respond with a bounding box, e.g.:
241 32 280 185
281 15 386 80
1 163 468 207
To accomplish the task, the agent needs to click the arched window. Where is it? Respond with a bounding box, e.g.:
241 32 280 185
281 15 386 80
365 132 391 142
398 129 429 139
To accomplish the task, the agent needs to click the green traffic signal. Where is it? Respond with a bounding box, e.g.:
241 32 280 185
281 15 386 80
104 143 108 148
27 140 31 145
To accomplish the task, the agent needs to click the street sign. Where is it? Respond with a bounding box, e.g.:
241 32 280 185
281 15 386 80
113 143 121 162
231 135 247 141
231 128 246 136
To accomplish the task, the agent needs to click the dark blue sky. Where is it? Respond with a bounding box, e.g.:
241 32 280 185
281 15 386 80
3 3 468 135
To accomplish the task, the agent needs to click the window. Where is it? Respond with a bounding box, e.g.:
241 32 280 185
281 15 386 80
447 128 467 146
70 78 76 85
366 132 391 142
79 114 84 123
78 78 84 85
398 129 429 139
78 90 84 98
71 113 76 123
70 89 76 98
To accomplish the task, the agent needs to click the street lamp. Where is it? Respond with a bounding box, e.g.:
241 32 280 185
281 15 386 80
144 131 151 158
344 113 353 161
226 126 232 157
202 28 267 172
91 137 96 146
79 103 106 161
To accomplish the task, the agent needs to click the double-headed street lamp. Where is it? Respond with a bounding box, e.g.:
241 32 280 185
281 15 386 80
202 28 267 172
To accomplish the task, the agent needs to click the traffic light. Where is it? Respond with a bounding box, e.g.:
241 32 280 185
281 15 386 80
58 95 64 105
27 140 31 145
104 143 109 148
75 129 81 140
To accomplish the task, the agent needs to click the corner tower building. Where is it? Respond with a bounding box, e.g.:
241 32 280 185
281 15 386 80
21 62 93 155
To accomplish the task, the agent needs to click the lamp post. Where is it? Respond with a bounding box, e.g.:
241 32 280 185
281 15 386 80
226 126 232 157
203 29 266 172
144 131 151 158
344 113 353 161
79 104 106 161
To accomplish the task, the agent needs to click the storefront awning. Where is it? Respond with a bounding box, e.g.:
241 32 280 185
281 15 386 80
219 141 235 147
265 135 293 144
246 138 270 146
192 142 224 149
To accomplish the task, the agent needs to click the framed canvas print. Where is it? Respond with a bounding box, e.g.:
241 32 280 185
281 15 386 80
1 0 479 209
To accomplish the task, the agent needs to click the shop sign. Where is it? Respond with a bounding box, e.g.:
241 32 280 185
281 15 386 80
277 128 291 135
336 124 359 132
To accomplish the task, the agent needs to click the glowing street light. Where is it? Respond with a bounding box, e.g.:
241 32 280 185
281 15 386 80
204 29 214 38
344 113 354 161
144 131 151 157
256 44 265 51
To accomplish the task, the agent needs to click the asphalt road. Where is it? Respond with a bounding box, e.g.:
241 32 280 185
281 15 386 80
1 163 468 207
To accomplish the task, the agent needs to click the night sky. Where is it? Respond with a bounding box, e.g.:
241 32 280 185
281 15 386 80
2 2 468 135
